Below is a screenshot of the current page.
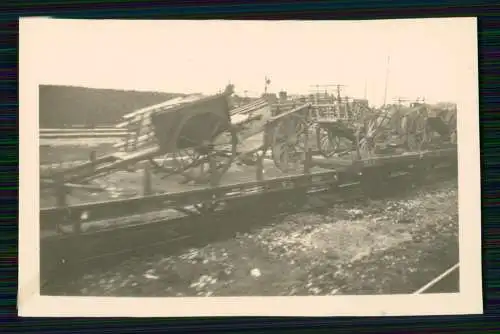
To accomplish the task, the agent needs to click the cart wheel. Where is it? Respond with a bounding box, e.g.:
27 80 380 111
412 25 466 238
270 113 309 173
357 136 376 159
406 108 429 152
149 114 238 185
316 126 341 158
406 127 428 152
357 117 379 159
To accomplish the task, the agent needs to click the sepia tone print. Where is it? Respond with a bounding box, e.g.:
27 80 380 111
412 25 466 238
19 17 481 317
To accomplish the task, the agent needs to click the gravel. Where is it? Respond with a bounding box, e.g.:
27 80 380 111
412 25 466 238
58 178 459 297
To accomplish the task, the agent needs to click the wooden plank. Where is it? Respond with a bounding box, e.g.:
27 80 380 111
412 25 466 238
40 133 129 139
312 104 337 108
113 133 156 149
122 96 186 120
41 180 107 192
268 103 311 123
271 102 301 108
40 128 127 133
230 99 268 115
312 156 354 169
231 102 268 116
118 94 206 130
40 169 340 226
110 146 159 161
360 152 422 166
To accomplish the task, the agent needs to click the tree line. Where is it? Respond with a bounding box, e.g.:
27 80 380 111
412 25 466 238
39 85 183 128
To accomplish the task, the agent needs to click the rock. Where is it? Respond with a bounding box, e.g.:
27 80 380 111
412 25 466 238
396 214 414 224
387 204 397 211
347 209 364 219
143 273 159 280
250 268 262 278
309 287 321 295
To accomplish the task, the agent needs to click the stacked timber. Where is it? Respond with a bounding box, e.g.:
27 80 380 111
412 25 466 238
112 93 274 155
229 98 273 154
113 94 206 153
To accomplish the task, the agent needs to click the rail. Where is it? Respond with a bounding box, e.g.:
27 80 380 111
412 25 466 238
413 263 460 294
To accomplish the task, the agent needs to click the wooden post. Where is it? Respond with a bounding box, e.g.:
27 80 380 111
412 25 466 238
256 152 264 181
124 125 130 152
355 125 362 161
303 107 311 172
304 148 312 174
142 163 153 196
55 176 67 213
208 155 219 188
89 150 97 173
55 175 80 235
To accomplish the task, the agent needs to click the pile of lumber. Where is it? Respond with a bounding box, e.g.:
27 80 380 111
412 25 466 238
113 94 206 152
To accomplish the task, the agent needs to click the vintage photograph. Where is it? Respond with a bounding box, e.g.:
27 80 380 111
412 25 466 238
19 17 481 317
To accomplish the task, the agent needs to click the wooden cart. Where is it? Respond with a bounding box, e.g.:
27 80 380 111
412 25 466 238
41 86 314 189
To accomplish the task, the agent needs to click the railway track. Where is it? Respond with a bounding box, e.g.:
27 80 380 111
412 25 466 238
413 263 460 294
40 148 458 294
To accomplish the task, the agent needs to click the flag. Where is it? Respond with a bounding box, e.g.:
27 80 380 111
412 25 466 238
265 77 271 85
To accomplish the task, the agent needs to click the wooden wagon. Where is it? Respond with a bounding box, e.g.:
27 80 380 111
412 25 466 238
312 97 372 158
304 98 451 161
353 102 430 157
41 85 314 189
423 102 457 145
355 100 457 158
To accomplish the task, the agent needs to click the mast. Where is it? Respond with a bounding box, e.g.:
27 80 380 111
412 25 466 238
383 54 391 106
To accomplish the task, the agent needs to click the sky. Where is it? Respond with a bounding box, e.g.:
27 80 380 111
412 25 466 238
27 17 476 107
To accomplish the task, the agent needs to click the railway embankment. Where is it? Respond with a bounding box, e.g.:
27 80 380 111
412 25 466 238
54 178 458 296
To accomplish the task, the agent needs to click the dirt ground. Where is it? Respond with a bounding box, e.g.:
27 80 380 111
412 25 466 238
60 178 458 297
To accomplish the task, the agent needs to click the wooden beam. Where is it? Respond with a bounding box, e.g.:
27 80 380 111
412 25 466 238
267 103 311 123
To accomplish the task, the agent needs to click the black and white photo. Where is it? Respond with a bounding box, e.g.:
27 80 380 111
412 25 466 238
19 17 481 317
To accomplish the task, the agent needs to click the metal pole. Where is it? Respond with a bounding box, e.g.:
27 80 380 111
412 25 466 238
383 54 391 106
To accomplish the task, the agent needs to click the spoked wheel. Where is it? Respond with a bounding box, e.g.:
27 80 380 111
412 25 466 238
406 126 428 152
316 126 341 158
149 114 238 185
406 109 429 152
357 136 376 159
356 118 380 159
270 114 309 173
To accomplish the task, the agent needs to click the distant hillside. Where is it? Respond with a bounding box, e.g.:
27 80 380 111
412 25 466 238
39 85 184 128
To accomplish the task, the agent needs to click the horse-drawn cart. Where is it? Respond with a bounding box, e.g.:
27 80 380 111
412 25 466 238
354 101 457 158
40 85 314 190
304 97 457 162
313 98 372 159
